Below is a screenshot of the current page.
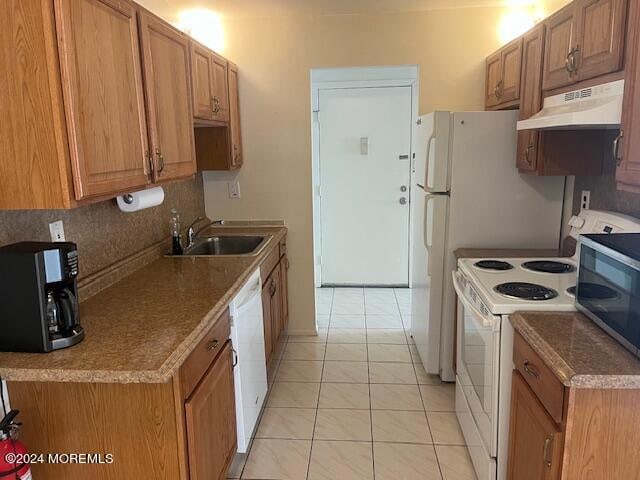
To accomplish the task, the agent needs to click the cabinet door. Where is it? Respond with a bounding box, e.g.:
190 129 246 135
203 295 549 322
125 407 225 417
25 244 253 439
543 4 576 90
517 25 545 172
228 63 243 168
574 0 627 82
191 43 215 121
55 0 151 200
485 51 503 108
212 53 230 123
281 257 289 328
139 11 196 181
185 341 236 480
616 0 640 192
501 38 523 104
270 264 283 342
262 283 274 365
507 372 563 480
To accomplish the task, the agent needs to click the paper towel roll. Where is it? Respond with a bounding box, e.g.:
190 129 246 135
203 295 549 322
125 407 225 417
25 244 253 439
117 186 165 213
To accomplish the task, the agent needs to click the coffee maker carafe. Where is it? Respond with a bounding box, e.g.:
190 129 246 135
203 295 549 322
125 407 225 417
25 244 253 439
0 242 84 352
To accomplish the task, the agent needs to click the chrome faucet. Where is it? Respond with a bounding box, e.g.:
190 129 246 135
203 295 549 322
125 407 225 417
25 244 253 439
185 217 210 249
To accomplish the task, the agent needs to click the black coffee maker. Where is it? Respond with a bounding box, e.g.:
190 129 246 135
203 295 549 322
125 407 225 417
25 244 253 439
0 242 84 352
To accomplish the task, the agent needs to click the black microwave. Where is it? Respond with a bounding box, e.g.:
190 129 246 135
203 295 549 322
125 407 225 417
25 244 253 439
577 233 640 356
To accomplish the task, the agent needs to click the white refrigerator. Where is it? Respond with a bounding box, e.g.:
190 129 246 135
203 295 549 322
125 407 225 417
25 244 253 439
410 111 566 382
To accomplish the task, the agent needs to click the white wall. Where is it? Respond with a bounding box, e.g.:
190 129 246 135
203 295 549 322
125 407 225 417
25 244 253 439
202 7 531 334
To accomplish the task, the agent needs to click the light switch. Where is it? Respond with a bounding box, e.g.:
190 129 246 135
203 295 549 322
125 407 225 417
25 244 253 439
360 137 369 155
228 181 241 199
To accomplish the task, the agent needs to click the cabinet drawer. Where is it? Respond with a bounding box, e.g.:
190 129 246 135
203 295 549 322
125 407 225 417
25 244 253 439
261 245 280 283
180 308 231 397
513 332 565 424
279 237 287 258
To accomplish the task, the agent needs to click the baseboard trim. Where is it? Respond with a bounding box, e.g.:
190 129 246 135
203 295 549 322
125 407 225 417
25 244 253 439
286 328 319 336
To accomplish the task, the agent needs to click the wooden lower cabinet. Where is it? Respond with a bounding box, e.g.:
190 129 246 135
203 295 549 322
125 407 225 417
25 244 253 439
6 309 236 480
508 332 640 479
185 341 236 480
261 242 289 365
507 372 563 480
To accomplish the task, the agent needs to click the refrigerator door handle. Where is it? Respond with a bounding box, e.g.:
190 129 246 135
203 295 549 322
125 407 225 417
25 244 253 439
424 134 435 189
424 194 436 276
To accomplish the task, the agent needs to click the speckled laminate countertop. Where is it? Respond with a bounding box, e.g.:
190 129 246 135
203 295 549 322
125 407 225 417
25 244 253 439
0 226 286 384
511 311 640 389
454 248 559 259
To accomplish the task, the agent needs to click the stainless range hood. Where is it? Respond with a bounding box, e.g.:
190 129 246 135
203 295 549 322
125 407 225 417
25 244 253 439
517 79 624 131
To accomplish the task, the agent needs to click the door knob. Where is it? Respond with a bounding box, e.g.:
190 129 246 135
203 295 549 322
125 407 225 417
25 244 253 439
400 185 407 192
399 197 407 205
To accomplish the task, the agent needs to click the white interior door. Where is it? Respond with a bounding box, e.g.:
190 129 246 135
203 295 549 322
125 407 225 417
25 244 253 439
319 86 412 286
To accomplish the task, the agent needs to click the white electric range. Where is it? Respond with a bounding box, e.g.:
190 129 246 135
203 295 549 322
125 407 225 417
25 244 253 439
452 210 640 480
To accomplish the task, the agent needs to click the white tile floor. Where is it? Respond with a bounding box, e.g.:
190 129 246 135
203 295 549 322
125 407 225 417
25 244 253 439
227 287 477 480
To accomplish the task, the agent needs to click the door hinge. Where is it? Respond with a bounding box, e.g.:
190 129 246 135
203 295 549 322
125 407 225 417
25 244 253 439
313 111 320 124
315 185 321 197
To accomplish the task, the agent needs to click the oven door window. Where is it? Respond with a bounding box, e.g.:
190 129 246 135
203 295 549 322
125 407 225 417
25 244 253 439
457 292 500 453
578 245 640 351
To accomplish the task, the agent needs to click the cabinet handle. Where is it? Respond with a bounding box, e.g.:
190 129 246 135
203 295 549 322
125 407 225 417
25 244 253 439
146 150 154 178
212 96 221 114
155 148 165 174
543 436 553 467
524 144 534 165
232 347 239 367
523 360 540 379
494 80 503 100
571 46 580 74
208 339 219 351
269 279 277 297
565 46 580 75
613 130 624 166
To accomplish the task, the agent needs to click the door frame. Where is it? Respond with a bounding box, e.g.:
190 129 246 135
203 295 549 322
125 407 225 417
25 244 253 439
310 66 420 288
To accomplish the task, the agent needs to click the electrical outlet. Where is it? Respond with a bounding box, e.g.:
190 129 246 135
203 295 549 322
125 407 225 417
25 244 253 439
581 190 591 210
228 181 241 199
49 220 66 242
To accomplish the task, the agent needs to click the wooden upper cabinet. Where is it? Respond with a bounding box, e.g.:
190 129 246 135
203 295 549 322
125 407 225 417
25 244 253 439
229 62 243 169
574 0 627 82
212 53 230 123
228 63 243 168
543 4 576 90
543 0 627 90
0 0 75 209
485 51 503 108
56 0 151 200
485 38 523 110
507 372 563 480
517 25 546 172
138 10 196 182
191 42 216 121
616 0 640 192
501 39 524 104
191 42 229 124
185 340 237 480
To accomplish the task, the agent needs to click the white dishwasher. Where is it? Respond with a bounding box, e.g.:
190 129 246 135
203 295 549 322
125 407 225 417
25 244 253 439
229 269 268 453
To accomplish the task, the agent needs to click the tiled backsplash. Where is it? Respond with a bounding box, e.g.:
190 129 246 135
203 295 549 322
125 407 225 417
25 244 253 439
573 173 640 219
0 176 205 278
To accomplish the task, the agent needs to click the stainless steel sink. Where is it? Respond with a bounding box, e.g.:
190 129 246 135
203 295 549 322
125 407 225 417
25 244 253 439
180 234 270 256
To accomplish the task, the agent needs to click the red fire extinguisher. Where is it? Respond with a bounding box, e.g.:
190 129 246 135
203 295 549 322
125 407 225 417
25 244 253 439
0 410 32 480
